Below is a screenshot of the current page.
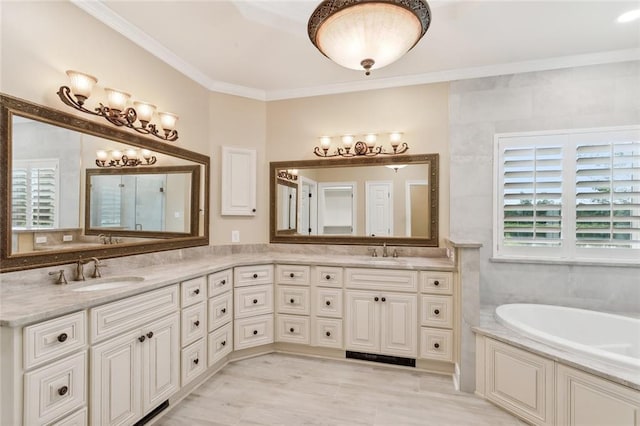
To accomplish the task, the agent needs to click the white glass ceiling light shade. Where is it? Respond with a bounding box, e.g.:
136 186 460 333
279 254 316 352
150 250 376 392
308 0 431 75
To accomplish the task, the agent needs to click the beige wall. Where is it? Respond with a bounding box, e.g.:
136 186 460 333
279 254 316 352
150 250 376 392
266 84 450 243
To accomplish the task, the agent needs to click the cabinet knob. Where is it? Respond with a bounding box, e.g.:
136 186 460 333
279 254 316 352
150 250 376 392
325 300 331 306
434 343 440 349
221 308 226 314
194 288 200 295
193 358 199 365
221 340 226 346
138 335 146 342
290 298 295 304
434 280 440 286
289 273 295 278
253 273 258 279
57 333 68 343
325 274 331 280
58 385 68 396
221 279 226 285
252 208 256 213
289 328 295 333
381 297 386 302
147 331 154 339
325 331 331 337
194 320 200 327
434 309 440 315
253 330 258 335
253 299 258 304
374 297 379 302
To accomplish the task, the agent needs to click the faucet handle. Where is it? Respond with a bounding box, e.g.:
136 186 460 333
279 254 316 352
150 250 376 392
48 270 68 285
92 263 106 278
368 248 378 258
392 249 399 258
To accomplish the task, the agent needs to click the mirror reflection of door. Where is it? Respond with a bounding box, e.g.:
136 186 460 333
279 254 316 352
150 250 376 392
276 180 297 231
318 182 356 235
299 177 317 235
365 181 393 237
406 180 429 237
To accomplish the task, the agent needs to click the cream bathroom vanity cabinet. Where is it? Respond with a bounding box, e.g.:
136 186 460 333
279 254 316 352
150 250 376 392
0 257 459 425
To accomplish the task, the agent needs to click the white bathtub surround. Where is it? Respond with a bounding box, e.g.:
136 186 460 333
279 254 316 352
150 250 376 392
496 304 640 372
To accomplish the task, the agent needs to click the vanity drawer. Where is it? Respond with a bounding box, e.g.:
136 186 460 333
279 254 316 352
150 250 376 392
50 407 87 426
420 328 453 362
208 268 232 297
275 264 310 286
234 284 273 319
24 351 87 426
345 268 418 292
90 285 179 343
234 265 273 287
24 311 86 370
276 285 310 315
208 322 233 366
313 318 343 349
234 314 274 350
181 302 206 347
181 339 207 387
421 295 453 328
275 314 310 345
312 266 343 287
420 271 453 295
181 276 206 307
312 287 343 318
208 292 233 331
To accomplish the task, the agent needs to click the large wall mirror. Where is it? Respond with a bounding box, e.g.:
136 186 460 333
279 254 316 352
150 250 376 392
270 154 439 246
1 94 210 272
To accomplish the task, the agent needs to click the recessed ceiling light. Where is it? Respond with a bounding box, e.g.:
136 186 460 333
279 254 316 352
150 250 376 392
617 8 640 23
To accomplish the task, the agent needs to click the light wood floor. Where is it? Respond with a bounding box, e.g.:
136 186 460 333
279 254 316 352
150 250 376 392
157 353 525 426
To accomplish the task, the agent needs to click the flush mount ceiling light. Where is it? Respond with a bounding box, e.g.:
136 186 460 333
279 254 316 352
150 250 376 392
308 0 431 76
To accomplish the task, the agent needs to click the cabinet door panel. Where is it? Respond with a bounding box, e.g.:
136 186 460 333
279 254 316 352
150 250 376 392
142 313 180 414
345 291 380 353
221 146 256 216
91 329 142 426
380 294 417 358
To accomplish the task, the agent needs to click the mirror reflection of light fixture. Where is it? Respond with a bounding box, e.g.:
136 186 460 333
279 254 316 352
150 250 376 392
95 148 157 168
385 164 407 173
278 169 299 182
308 0 431 76
314 132 409 157
57 70 179 142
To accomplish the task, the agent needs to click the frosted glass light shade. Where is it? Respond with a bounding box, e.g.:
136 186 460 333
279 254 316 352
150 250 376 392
133 101 156 123
320 136 332 148
159 112 179 131
341 135 354 147
309 0 431 74
104 88 131 111
96 150 108 161
66 70 97 99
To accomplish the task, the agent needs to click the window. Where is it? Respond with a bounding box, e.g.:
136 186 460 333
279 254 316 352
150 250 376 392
495 127 640 262
11 159 60 229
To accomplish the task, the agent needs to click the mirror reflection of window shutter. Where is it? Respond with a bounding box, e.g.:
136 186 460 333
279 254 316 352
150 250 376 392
11 167 28 227
11 161 58 229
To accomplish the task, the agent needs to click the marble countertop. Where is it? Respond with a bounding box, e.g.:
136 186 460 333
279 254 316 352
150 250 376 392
475 307 640 391
0 252 454 327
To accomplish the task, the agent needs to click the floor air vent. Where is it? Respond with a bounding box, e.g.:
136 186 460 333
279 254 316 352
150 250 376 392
346 351 416 367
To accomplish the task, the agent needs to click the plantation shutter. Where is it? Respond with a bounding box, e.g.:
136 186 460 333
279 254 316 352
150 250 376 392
11 160 58 229
576 141 640 249
11 167 28 227
30 166 57 227
502 145 563 248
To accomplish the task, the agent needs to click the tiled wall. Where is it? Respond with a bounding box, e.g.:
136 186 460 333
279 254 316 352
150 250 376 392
449 61 640 312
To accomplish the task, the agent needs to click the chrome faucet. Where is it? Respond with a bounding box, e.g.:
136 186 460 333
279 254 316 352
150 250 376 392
382 242 389 258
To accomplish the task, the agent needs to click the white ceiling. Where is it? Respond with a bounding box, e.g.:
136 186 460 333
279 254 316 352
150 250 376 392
73 0 640 101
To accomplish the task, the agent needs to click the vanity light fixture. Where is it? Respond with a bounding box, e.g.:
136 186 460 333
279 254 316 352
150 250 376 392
95 148 157 168
308 0 431 76
57 70 179 142
278 169 299 181
314 132 409 157
385 164 407 173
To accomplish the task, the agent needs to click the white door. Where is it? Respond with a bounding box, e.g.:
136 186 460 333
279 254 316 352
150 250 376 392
221 146 256 216
142 313 180 414
91 329 142 426
345 290 380 353
298 177 317 235
380 293 417 357
318 182 356 235
366 181 392 237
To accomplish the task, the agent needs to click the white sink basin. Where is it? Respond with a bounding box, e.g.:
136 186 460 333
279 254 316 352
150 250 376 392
71 276 144 292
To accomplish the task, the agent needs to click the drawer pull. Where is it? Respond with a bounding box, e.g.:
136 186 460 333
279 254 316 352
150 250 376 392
253 299 258 304
194 320 200 327
289 328 295 333
290 298 295 304
289 273 295 278
221 340 226 346
58 386 68 396
325 274 331 280
381 297 386 302
57 333 68 343
253 273 258 279
221 308 227 314
253 330 258 335
221 279 226 285
434 280 440 286
147 331 154 339
325 300 331 306
374 296 379 302
138 335 146 342
194 288 200 295
434 309 440 315
434 343 440 349
325 331 331 337
193 358 199 365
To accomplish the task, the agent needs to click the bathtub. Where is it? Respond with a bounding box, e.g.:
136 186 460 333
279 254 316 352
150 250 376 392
495 304 640 371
